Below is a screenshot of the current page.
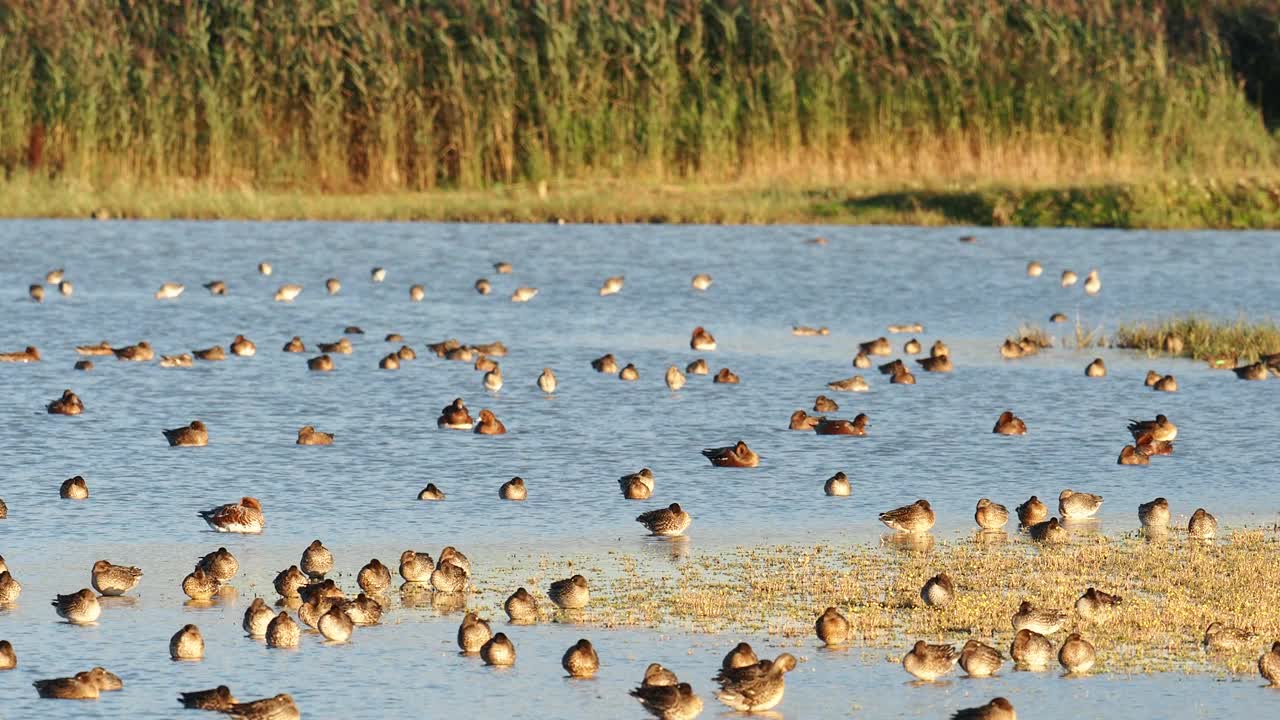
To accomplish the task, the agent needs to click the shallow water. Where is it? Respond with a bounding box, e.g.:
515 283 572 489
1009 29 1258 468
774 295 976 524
0 221 1278 718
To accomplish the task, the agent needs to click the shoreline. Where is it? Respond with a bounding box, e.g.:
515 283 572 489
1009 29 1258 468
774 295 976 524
3 178 1279 229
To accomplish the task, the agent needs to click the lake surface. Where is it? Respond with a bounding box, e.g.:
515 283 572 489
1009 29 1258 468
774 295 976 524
0 221 1278 718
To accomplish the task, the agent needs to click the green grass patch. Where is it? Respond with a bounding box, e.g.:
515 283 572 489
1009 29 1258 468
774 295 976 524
1114 316 1280 362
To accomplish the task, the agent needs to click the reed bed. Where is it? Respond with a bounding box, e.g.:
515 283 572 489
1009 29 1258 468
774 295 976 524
470 530 1280 674
1 0 1278 204
1114 316 1280 362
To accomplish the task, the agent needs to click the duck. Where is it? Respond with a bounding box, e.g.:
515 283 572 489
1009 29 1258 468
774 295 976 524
273 283 302 302
428 338 462 357
481 633 516 665
298 579 344 604
631 682 702 720
686 358 709 374
658 365 685 390
296 425 334 445
826 376 869 392
999 339 1026 359
499 477 527 500
1011 600 1068 634
722 642 759 671
916 354 952 372
904 338 922 354
1153 374 1178 392
690 326 717 351
493 261 513 274
538 368 558 393
1058 633 1096 673
417 484 446 501
1138 497 1170 528
713 653 798 711
878 358 905 375
300 540 334 579
504 587 539 623
439 546 471 575
316 606 355 642
52 588 101 624
1205 622 1259 651
47 390 84 415
974 499 1009 530
1075 588 1122 623
785 411 820 433
159 354 193 367
1028 518 1068 544
1059 489 1103 519
930 340 950 358
437 398 474 429
636 503 691 536
1128 414 1177 442
430 558 468 593
318 338 352 354
483 366 503 390
0 639 13 669
1049 312 1067 323
852 351 872 368
793 325 830 336
619 364 640 381
73 360 93 371
297 594 334 629
1027 260 1044 277
549 574 590 609
0 571 21 604
91 560 142 596
59 475 89 499
813 395 839 412
642 663 679 687
1118 445 1150 465
474 278 491 294
33 672 100 699
223 694 300 720
75 341 114 356
902 641 957 681
563 639 600 677
155 282 185 299
1061 269 1078 286
398 550 434 583
860 337 891 355
243 598 273 637
921 573 954 607
1084 358 1106 377
163 420 208 447
691 273 713 290
701 441 758 467
178 685 237 710
0 345 41 363
1135 437 1174 456
1260 642 1280 686
0 500 5 519
1010 628 1054 669
357 559 392 594
1188 508 1217 539
619 468 655 500
713 368 739 384
599 276 624 296
198 547 239 581
824 472 851 497
198 497 264 533
959 639 1004 677
230 335 256 356
474 409 506 434
879 499 935 533
890 366 917 384
457 611 493 653
258 262 273 275
408 284 426 302
28 284 44 302
182 568 220 601
194 345 227 361
112 341 153 361
265 612 300 648
951 697 1016 720
815 414 869 436
815 607 850 645
395 345 415 361
473 341 508 356
1234 362 1269 380
338 593 383 625
510 287 538 302
1083 269 1101 295
170 624 204 660
591 354 619 373
307 354 333 371
992 411 1026 435
1016 496 1048 526
273 566 308 598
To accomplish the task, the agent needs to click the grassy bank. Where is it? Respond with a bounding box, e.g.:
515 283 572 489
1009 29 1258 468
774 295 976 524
4 175 1280 227
468 531 1280 674
2 0 1279 213
1115 316 1280 362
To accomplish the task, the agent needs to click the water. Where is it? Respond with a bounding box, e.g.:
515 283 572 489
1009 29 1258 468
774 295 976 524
0 221 1278 718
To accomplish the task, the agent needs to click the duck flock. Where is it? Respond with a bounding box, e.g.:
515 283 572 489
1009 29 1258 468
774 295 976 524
2 244 1280 720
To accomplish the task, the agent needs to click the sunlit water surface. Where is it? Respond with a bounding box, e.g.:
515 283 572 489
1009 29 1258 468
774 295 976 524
0 222 1278 718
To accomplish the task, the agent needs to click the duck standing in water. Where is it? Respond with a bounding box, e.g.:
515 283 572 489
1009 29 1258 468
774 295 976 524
701 441 758 467
197 497 264 534
636 503 691 536
47 390 84 415
712 653 797 712
879 500 935 532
